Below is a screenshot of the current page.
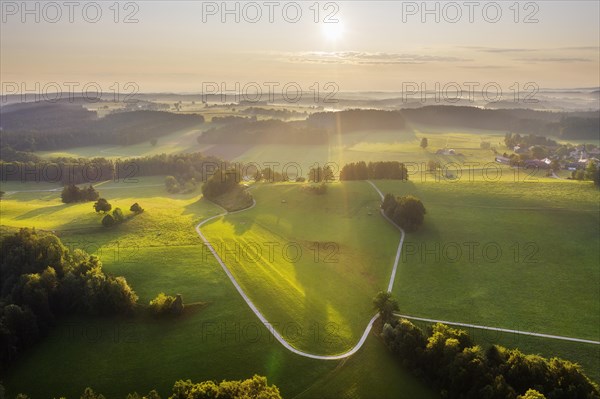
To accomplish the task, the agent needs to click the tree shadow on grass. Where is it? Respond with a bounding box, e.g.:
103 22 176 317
13 203 69 220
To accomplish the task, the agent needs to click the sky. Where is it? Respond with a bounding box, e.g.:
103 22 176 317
1 0 599 94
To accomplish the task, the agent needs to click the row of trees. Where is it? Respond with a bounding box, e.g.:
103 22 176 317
339 161 409 181
0 152 223 184
381 194 426 232
61 185 100 203
0 229 139 371
379 315 599 399
308 165 335 183
2 375 282 399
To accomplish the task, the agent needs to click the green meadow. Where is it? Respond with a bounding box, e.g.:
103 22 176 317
374 178 600 380
0 177 434 399
2 128 599 396
200 182 400 354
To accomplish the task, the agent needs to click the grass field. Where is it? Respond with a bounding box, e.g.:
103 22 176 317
200 182 400 354
2 127 599 395
36 125 211 159
230 127 508 175
0 177 436 399
374 178 600 381
34 125 509 179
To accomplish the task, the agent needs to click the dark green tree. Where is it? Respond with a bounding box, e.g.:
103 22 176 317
102 214 115 227
93 198 112 213
130 203 144 213
373 291 399 323
112 208 125 223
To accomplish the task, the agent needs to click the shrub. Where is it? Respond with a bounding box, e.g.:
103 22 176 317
101 214 115 227
149 293 184 316
112 208 125 223
93 198 112 213
130 203 144 213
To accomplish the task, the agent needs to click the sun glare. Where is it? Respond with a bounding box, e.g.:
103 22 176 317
322 21 344 41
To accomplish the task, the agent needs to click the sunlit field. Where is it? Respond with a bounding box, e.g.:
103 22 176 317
201 182 399 354
0 178 435 398
2 2 599 395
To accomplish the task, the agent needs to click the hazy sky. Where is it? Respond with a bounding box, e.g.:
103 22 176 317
1 1 599 94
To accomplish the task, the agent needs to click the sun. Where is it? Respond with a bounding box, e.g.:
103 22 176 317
322 21 344 41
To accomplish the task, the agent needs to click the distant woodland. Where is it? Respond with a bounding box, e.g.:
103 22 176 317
1 104 598 157
0 103 203 151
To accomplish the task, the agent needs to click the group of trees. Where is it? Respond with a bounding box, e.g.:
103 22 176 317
380 316 599 399
61 185 99 203
0 229 138 371
381 194 426 232
149 293 184 316
201 168 242 200
308 165 335 183
92 199 143 227
1 152 223 185
339 161 409 181
101 208 124 227
571 161 600 185
169 375 281 399
254 166 284 182
2 375 282 399
165 175 198 194
504 133 558 149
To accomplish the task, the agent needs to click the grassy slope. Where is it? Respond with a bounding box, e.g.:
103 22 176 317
0 178 434 399
295 333 438 399
375 178 600 381
200 182 400 354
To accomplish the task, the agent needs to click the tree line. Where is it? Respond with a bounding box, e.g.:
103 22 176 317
0 152 223 184
1 102 204 151
1 375 282 399
371 293 599 399
0 229 139 372
379 316 599 399
61 184 99 203
339 161 409 181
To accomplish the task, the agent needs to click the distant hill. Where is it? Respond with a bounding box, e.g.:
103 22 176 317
0 102 204 151
198 119 327 145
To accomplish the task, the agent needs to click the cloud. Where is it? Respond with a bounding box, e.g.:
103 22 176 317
459 46 535 53
515 57 592 63
460 65 512 69
283 51 470 65
460 45 599 53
